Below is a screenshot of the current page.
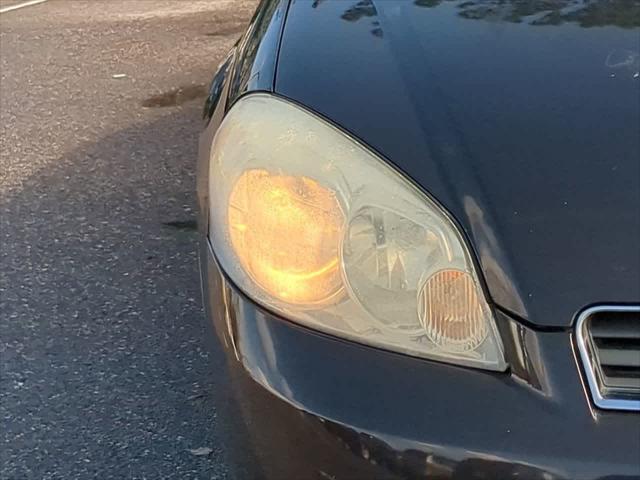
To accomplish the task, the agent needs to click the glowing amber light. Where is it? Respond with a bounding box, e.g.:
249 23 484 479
420 270 488 352
228 169 344 304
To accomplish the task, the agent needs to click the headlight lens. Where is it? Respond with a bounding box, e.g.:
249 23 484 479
228 169 344 305
209 94 506 371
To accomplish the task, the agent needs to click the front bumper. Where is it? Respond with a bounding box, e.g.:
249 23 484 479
200 240 640 480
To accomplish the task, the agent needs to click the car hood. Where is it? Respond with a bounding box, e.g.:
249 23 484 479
275 0 640 327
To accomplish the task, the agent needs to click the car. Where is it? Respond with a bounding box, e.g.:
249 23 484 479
196 1 640 478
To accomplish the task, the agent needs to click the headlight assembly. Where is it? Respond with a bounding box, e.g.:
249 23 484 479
208 93 506 371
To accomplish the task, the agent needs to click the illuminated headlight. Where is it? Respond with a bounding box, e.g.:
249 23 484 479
208 94 506 371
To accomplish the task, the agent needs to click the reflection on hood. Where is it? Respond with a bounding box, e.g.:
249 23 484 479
414 0 640 28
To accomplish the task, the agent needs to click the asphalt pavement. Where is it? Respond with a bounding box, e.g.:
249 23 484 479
1 1 256 478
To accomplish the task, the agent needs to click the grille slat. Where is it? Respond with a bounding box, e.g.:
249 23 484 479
597 348 640 368
595 337 640 350
576 306 640 411
601 376 640 391
591 321 640 340
602 365 640 379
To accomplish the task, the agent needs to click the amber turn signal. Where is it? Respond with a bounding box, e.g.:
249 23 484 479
420 270 489 352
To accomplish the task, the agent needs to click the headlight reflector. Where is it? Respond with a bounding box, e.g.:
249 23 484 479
209 94 506 371
228 169 344 305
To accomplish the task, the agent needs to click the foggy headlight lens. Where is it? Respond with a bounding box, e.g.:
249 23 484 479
343 207 435 334
228 169 344 305
209 94 506 371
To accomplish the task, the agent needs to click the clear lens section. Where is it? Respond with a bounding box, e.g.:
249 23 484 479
343 207 436 334
209 94 506 371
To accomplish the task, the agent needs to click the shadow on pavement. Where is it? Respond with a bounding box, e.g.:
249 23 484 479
1 99 241 479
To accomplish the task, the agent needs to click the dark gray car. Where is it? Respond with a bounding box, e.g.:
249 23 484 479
197 1 640 478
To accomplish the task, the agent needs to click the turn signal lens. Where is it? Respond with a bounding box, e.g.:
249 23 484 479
228 169 343 304
208 94 506 371
420 270 489 352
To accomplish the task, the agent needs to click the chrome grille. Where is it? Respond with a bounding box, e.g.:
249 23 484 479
576 306 640 411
